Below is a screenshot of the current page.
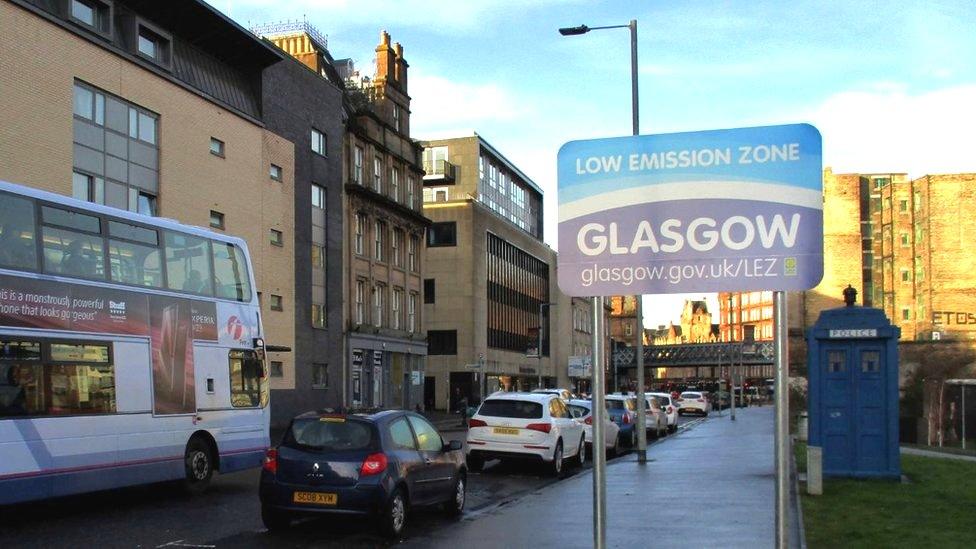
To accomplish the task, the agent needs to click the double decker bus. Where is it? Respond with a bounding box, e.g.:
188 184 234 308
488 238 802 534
0 179 270 504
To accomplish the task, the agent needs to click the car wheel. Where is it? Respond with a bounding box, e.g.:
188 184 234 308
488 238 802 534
382 488 408 539
549 440 564 477
445 474 466 517
182 437 213 494
668 424 677 434
576 437 586 468
467 453 484 473
262 505 290 532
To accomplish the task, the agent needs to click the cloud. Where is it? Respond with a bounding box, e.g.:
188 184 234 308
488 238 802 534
808 83 976 177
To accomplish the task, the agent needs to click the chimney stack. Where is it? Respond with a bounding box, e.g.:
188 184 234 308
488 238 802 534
375 30 396 84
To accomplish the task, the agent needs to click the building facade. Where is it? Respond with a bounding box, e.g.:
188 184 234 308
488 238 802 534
421 134 562 411
0 1 297 394
251 23 347 423
718 291 775 342
339 33 429 411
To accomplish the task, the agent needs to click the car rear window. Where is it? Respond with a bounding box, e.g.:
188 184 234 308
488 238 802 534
284 417 375 451
682 392 701 399
478 399 543 419
606 399 636 411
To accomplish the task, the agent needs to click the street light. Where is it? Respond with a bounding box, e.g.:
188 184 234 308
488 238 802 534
537 302 554 389
560 19 640 549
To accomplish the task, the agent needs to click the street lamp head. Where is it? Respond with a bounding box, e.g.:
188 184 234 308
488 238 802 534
559 25 589 36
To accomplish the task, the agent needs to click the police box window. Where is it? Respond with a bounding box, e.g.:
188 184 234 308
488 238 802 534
427 222 456 247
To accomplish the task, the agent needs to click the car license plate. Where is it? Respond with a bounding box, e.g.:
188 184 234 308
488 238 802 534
293 491 338 505
493 427 519 435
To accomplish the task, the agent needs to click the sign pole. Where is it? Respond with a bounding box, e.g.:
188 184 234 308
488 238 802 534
774 291 789 548
591 296 607 549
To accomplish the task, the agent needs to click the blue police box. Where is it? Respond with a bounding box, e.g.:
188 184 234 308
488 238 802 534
807 286 901 479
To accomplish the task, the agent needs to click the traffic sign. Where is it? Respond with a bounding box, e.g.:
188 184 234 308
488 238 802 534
556 124 823 296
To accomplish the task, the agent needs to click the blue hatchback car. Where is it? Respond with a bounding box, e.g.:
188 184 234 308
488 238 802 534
259 409 467 538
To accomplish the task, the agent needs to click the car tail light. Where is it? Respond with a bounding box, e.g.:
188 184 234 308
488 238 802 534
667 406 674 414
584 416 593 425
360 453 389 476
262 448 277 474
623 413 631 424
526 423 552 434
468 418 487 428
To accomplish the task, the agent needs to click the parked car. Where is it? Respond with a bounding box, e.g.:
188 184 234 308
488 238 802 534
638 395 667 438
678 391 711 416
466 392 586 477
567 399 622 457
647 392 678 433
259 409 466 538
531 388 574 401
605 394 638 447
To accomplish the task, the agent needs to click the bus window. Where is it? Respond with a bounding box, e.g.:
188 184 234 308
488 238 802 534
165 231 213 296
109 239 163 288
212 242 252 302
0 340 114 417
0 193 37 271
229 350 263 408
41 226 106 279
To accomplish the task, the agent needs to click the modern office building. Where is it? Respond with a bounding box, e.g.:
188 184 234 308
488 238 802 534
0 0 298 392
338 33 429 410
250 21 347 423
420 134 562 410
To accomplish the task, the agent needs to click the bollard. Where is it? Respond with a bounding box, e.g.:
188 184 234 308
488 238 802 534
807 445 823 495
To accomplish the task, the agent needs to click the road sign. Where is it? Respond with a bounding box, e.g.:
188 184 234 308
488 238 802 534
556 124 823 296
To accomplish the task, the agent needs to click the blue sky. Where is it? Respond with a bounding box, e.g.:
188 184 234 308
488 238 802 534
219 0 976 326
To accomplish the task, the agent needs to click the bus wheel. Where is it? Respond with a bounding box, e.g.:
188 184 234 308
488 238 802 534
183 438 214 494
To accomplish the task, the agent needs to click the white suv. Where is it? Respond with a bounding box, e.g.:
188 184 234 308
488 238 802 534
678 391 711 416
648 392 678 433
467 392 586 476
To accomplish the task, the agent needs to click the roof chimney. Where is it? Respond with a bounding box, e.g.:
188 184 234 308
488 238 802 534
375 30 396 83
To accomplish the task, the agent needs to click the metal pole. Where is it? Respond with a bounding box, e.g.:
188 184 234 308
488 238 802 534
774 291 789 549
628 19 647 465
962 385 966 451
591 296 607 549
730 349 736 421
538 303 544 390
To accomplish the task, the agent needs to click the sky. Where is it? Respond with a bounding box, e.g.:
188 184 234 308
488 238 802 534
218 0 976 327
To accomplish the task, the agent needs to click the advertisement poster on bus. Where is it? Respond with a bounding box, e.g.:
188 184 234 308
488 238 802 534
0 274 223 415
556 124 823 296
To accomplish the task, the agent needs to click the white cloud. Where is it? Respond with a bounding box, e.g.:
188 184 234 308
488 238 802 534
808 83 976 177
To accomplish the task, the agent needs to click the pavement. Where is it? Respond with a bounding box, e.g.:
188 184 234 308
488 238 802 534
405 406 801 549
900 446 976 462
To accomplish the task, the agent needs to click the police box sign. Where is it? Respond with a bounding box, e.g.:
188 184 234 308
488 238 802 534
556 124 824 296
829 329 877 339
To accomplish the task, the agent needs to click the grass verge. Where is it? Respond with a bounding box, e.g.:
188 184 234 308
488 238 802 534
796 443 976 548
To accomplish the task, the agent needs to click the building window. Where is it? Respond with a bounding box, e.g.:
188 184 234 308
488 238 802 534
354 213 367 255
392 229 403 267
311 128 327 156
424 279 435 304
900 233 909 247
127 106 157 145
311 303 325 328
393 105 401 132
373 284 385 327
901 269 910 283
391 168 400 202
408 292 417 332
901 308 911 321
374 220 387 261
71 0 112 35
392 288 403 330
625 323 633 336
408 235 419 271
311 244 325 269
428 330 457 355
209 137 225 157
428 222 457 247
270 164 283 181
209 210 224 230
270 361 283 378
311 183 325 209
312 363 329 389
898 199 908 213
373 156 383 192
270 294 283 311
356 279 366 324
407 175 416 209
135 22 172 69
72 171 104 203
270 229 284 247
353 146 364 184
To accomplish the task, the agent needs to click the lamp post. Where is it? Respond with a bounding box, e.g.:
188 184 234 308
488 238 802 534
537 302 554 389
560 19 639 549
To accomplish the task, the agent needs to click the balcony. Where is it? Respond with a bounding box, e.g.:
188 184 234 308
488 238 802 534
423 159 456 183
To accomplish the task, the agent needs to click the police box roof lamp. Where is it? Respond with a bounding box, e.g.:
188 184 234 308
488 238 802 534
843 285 857 307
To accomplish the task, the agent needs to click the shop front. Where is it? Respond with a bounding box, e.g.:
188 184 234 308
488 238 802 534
347 333 426 410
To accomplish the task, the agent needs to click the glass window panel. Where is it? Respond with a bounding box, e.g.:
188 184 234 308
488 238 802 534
138 112 156 144
827 351 846 373
109 239 162 287
42 227 105 279
407 416 443 452
389 417 417 450
137 193 156 216
164 231 212 295
229 350 262 407
72 172 90 201
45 363 116 415
71 0 95 25
0 193 38 271
94 93 104 125
212 242 251 302
108 221 157 245
861 351 880 373
0 340 41 362
42 206 100 233
50 343 109 363
128 108 138 138
73 85 93 120
138 33 157 59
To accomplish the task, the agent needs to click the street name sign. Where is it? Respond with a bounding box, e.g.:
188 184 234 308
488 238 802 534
556 124 823 296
